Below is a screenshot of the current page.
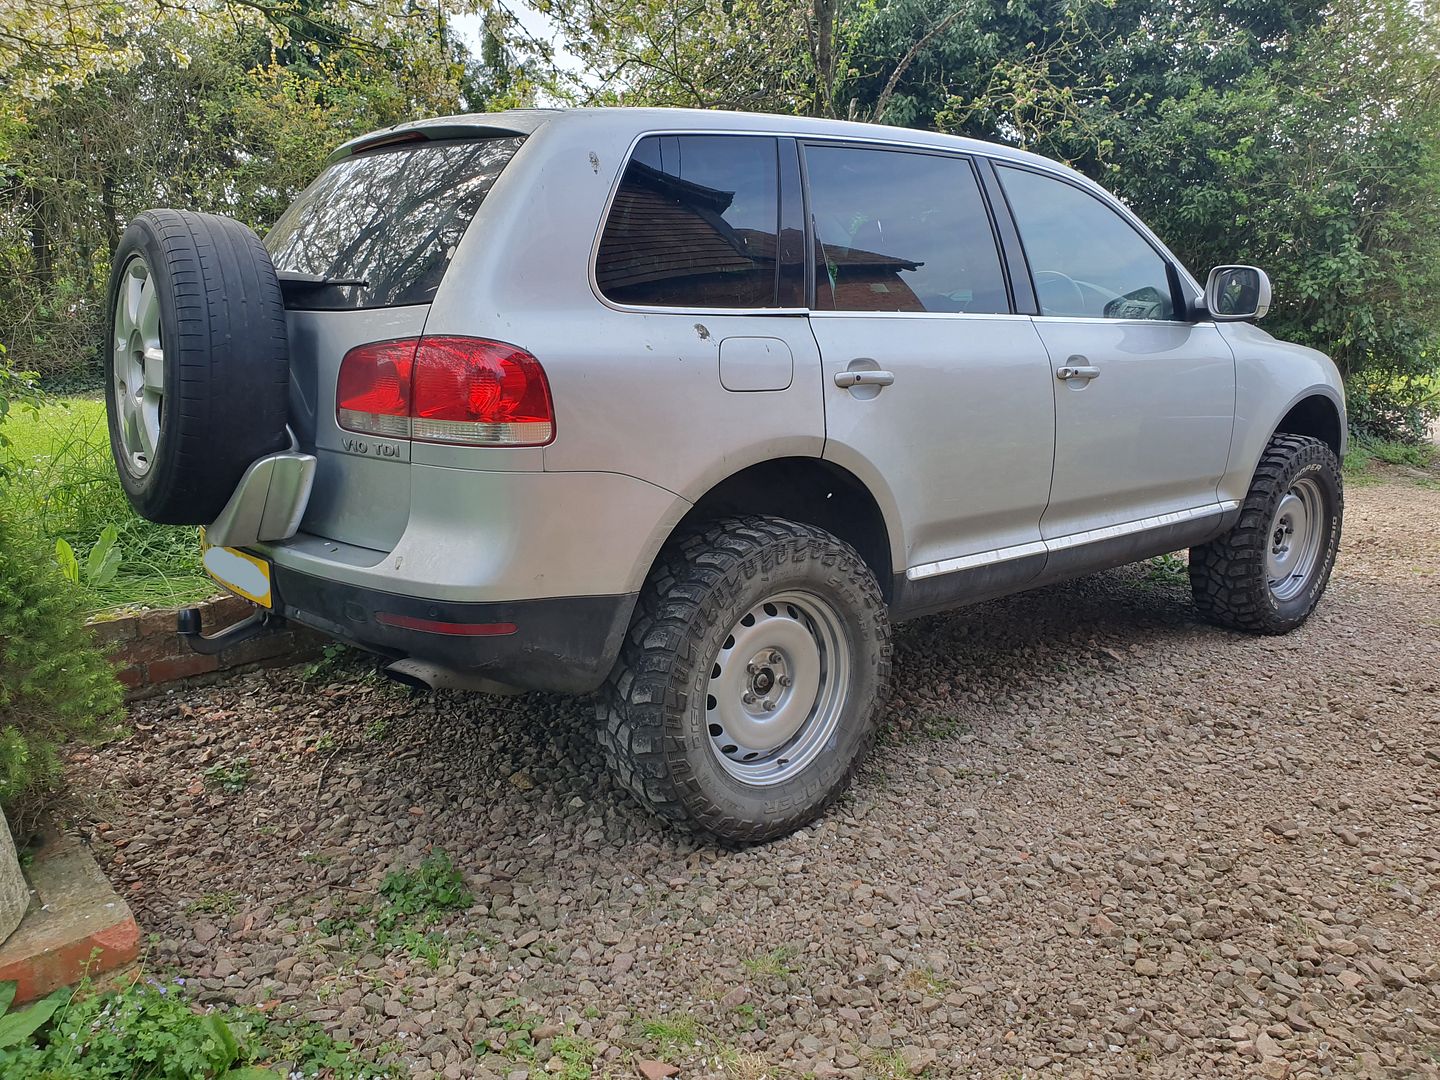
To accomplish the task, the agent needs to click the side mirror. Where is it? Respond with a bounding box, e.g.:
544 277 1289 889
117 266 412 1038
1205 265 1272 321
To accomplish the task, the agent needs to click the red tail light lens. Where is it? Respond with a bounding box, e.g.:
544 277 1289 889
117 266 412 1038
411 337 554 446
336 339 416 438
335 336 554 447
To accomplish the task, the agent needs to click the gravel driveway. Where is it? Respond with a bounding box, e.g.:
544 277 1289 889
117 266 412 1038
73 469 1440 1080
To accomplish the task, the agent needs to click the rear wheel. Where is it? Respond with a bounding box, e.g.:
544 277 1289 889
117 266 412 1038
1190 434 1343 633
597 516 891 843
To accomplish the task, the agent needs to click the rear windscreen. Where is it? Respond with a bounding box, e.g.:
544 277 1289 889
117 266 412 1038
265 136 525 310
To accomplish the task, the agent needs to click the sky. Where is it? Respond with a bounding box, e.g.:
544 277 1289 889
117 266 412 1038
451 6 586 91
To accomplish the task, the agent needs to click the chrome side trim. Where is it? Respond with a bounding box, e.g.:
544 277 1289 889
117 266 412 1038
205 451 318 549
905 501 1241 582
906 540 1048 581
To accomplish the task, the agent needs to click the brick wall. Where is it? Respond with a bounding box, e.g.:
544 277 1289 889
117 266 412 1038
88 594 324 700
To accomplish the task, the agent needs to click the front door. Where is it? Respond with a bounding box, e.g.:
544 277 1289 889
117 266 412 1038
994 165 1235 541
804 143 1056 593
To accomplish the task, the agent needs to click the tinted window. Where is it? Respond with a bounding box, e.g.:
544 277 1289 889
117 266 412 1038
596 135 782 308
266 136 523 310
998 166 1175 320
805 145 1008 314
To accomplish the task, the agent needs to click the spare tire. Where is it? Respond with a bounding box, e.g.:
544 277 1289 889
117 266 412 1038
104 209 290 525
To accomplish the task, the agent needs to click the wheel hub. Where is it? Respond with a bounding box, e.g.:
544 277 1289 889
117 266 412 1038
111 256 164 477
704 591 851 785
1265 478 1325 602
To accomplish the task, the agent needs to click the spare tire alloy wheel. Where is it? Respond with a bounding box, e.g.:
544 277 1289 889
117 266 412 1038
599 516 892 843
111 256 164 478
104 209 291 526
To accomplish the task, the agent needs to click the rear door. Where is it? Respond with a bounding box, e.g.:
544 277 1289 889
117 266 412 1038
993 165 1235 540
264 135 525 551
804 142 1056 598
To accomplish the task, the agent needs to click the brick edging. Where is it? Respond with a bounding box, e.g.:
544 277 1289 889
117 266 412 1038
88 594 324 700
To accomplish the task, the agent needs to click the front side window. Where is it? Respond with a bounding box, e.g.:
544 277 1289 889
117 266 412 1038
997 166 1176 321
596 135 790 309
804 145 1009 314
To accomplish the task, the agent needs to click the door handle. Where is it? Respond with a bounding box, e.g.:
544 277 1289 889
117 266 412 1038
835 370 896 389
1056 365 1101 381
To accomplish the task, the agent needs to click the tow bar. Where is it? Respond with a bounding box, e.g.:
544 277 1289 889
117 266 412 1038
177 606 287 656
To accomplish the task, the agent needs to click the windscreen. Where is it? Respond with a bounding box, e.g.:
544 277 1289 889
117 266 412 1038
266 136 525 310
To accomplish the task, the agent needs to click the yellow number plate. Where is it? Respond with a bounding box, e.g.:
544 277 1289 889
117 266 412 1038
199 529 273 608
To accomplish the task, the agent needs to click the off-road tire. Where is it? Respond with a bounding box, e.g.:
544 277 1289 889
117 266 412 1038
105 209 290 525
597 516 892 843
1190 434 1343 633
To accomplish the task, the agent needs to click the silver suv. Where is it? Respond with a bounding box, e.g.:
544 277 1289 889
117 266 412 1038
105 108 1345 841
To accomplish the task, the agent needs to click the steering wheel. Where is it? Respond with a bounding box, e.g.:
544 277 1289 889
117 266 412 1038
1033 270 1087 317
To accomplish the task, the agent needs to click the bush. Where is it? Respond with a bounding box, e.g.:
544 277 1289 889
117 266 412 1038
0 351 123 820
0 515 124 819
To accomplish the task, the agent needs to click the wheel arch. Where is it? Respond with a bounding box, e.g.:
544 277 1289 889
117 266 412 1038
656 457 901 602
1273 390 1346 460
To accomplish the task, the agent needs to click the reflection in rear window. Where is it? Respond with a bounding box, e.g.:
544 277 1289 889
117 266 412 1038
266 136 524 309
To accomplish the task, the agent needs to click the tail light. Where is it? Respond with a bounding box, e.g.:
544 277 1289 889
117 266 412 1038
336 336 554 447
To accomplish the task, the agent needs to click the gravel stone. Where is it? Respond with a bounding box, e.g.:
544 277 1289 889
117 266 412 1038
68 475 1440 1078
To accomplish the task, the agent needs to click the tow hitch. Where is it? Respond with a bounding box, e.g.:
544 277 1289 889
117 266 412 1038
177 605 287 656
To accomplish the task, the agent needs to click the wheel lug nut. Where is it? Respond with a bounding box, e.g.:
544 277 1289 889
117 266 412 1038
762 699 776 711
779 675 792 687
742 692 757 705
768 651 781 664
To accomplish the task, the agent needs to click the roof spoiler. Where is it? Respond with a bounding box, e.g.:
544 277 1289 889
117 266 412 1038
326 120 535 166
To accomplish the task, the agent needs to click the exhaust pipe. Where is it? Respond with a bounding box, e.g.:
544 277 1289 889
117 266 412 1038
381 658 524 696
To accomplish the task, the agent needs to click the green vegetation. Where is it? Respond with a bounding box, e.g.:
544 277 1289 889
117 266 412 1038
0 482 124 818
0 975 401 1078
638 1014 704 1058
203 758 252 794
742 946 799 978
316 850 472 969
0 394 211 613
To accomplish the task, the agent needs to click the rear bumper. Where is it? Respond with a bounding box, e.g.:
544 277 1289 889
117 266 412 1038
272 565 636 693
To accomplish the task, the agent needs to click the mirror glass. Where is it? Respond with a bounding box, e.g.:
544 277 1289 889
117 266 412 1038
1210 266 1263 317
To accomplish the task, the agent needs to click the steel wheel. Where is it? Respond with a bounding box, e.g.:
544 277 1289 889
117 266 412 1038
111 255 164 476
704 589 852 786
1266 475 1325 602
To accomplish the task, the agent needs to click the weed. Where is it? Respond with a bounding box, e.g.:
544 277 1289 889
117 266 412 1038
742 945 798 978
732 1003 765 1031
202 759 251 793
548 1035 599 1079
188 891 242 916
1140 552 1189 588
301 642 351 687
639 1014 703 1057
365 717 393 742
903 967 949 995
377 850 471 930
313 851 470 969
870 1050 932 1079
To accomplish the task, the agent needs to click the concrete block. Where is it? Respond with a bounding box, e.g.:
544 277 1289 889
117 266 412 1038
0 812 28 945
0 828 139 1004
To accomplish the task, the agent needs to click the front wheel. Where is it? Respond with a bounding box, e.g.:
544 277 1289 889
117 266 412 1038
1190 433 1343 633
597 516 892 843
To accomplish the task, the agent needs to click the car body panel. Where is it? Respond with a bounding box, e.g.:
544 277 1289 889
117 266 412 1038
226 107 1346 688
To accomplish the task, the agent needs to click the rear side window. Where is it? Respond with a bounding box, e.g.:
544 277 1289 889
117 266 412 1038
997 165 1175 320
596 135 796 309
804 145 1009 314
266 136 524 310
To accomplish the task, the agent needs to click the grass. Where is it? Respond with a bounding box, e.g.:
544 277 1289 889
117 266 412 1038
1345 436 1437 487
0 394 213 613
741 945 798 978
